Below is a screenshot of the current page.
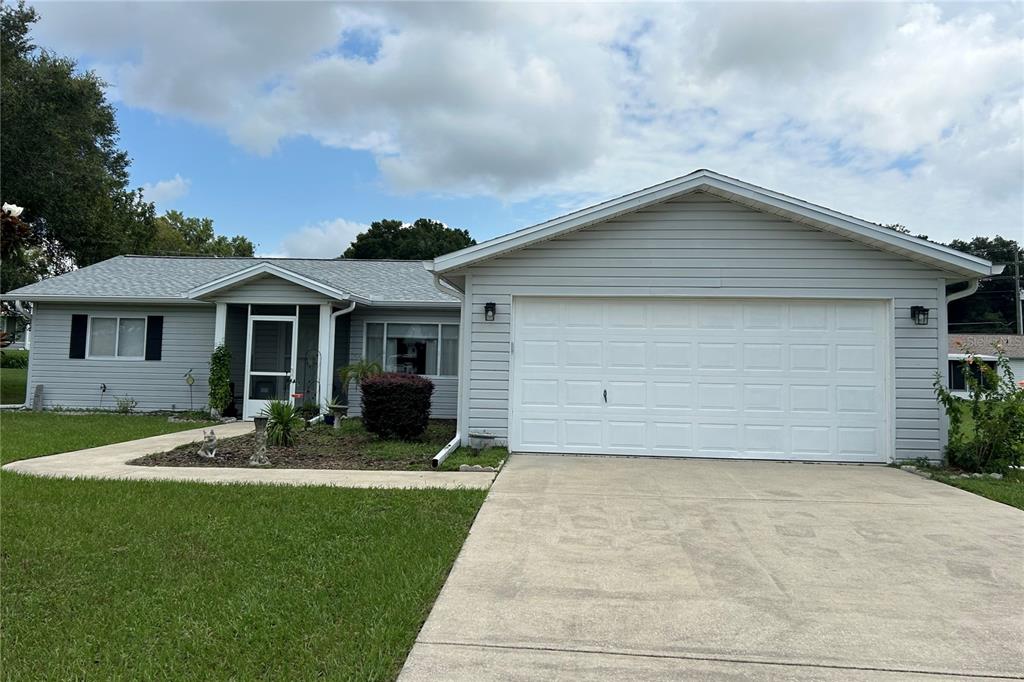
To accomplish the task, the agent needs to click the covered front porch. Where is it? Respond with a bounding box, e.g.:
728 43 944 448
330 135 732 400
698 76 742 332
190 261 461 420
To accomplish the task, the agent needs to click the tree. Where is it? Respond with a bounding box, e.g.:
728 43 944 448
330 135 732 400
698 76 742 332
144 211 254 257
343 218 475 260
1 2 155 289
947 236 1023 334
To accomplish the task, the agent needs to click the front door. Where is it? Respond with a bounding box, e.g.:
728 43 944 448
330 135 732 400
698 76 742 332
243 315 298 419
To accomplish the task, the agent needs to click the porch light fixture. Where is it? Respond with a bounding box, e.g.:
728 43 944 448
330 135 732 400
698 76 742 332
484 301 496 322
910 306 930 326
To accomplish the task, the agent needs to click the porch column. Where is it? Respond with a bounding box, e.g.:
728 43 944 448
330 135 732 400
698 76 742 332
214 302 227 347
317 303 332 407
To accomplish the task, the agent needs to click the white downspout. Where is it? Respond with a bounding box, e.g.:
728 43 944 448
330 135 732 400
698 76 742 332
326 301 357 405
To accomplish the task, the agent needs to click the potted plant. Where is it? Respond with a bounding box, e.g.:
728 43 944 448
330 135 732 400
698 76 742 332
331 360 382 428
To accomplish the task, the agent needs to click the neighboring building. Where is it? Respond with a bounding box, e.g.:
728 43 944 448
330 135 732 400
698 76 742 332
0 313 28 349
3 170 1002 463
948 334 1024 389
2 258 459 418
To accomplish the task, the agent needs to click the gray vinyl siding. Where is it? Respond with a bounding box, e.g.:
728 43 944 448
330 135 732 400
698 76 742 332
458 191 951 461
213 275 332 304
346 307 460 419
27 302 215 412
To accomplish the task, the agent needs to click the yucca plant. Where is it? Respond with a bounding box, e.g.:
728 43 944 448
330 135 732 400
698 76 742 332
262 401 303 447
336 359 382 405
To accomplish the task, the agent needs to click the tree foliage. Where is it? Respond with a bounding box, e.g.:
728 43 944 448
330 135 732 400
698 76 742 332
1 2 154 288
144 211 254 257
343 218 475 260
947 236 1023 334
0 4 255 293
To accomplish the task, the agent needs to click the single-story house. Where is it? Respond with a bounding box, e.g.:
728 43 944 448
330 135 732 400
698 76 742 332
3 170 1002 463
1 257 460 418
948 334 1024 391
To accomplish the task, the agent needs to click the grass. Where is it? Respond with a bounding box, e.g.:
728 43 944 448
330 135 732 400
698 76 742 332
930 468 1024 511
0 473 486 680
0 412 216 464
0 367 27 404
439 446 507 471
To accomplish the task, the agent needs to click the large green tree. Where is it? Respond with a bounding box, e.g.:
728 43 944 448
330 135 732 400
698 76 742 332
343 218 475 260
143 211 254 257
947 235 1023 334
1 2 154 290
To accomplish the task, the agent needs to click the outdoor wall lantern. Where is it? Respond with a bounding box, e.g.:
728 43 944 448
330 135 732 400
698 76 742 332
484 301 496 322
910 306 930 326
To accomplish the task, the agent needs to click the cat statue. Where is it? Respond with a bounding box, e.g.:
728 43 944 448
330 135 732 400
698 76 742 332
197 429 217 459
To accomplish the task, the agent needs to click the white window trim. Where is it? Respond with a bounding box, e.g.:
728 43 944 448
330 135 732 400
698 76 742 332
86 315 148 360
363 320 459 378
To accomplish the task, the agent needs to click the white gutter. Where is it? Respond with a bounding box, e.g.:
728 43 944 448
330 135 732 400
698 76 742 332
430 272 464 299
431 433 461 469
946 279 980 304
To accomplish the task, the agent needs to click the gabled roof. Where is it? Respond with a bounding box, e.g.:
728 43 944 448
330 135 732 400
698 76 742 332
2 256 459 306
431 169 1000 280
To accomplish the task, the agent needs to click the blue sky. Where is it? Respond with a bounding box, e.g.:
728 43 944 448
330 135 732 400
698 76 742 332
117 106 561 254
32 2 1024 255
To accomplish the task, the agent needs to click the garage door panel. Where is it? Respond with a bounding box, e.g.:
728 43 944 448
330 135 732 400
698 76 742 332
512 298 889 462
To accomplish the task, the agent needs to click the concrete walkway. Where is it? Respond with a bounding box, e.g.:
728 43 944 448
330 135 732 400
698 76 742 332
401 454 1024 681
2 422 494 489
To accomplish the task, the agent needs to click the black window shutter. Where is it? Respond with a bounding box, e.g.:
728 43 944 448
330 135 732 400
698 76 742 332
145 316 164 361
69 314 88 359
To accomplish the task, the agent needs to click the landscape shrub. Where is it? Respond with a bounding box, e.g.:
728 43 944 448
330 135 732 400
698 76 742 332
934 345 1024 473
360 373 434 441
263 401 303 447
208 344 232 414
114 395 137 414
0 349 29 368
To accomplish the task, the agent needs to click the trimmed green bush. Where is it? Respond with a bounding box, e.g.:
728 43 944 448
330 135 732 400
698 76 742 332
360 373 434 441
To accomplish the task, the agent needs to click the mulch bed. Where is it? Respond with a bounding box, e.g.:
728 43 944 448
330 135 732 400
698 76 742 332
128 421 455 471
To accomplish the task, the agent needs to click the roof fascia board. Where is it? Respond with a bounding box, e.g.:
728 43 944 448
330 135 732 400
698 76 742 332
0 295 208 305
433 170 995 278
367 300 461 309
187 262 370 304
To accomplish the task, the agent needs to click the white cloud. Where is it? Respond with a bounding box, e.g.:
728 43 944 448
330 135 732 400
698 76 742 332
33 2 1024 242
277 218 367 258
141 174 190 206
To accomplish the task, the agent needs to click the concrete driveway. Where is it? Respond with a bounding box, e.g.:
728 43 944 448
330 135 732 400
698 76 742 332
401 455 1024 681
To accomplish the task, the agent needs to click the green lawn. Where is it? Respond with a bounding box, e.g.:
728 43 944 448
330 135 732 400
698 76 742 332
1 473 486 680
439 446 507 471
0 412 216 464
931 468 1024 511
0 366 27 404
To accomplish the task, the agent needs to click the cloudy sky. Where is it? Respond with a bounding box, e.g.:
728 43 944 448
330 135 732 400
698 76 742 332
32 1 1024 256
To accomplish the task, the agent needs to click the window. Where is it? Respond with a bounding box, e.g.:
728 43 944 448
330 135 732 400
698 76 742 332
948 359 997 391
365 322 459 376
88 317 146 358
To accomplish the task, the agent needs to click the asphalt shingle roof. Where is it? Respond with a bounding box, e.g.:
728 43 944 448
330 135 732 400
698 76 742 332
949 333 1024 358
3 256 458 304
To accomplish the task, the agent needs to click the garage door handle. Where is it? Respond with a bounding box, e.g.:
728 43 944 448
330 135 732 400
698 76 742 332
603 389 607 403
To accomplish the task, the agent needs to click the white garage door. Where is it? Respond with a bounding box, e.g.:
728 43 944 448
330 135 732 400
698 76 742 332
510 298 890 462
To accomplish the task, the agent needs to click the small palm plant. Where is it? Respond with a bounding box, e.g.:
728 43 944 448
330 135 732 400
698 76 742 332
336 360 382 406
262 401 303 447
